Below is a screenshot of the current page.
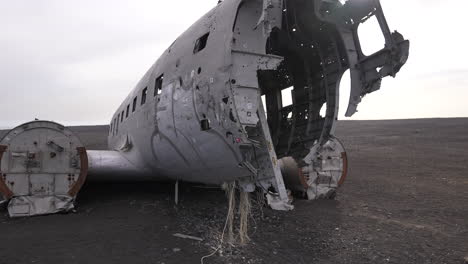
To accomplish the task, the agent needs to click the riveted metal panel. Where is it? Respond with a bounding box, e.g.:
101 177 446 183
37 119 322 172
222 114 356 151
0 121 87 217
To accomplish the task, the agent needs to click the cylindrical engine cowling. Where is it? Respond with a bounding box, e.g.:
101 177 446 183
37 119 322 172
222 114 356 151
0 121 88 217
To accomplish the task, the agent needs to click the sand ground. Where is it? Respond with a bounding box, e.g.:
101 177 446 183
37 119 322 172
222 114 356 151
0 119 467 264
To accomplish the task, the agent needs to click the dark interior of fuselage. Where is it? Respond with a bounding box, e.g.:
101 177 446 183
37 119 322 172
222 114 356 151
258 0 347 161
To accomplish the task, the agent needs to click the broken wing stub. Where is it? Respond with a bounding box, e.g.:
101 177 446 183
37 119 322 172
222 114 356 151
0 121 143 217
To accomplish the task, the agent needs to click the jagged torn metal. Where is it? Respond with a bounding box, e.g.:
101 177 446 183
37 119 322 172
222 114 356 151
8 195 75 218
314 0 410 116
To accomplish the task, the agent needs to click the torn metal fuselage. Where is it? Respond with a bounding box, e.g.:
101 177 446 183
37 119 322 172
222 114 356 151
104 0 408 207
104 0 409 207
0 0 409 216
258 0 410 199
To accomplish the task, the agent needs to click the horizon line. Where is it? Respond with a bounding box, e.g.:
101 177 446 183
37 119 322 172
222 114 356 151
1 117 467 130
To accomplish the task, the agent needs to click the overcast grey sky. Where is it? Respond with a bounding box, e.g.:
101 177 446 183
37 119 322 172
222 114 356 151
0 0 466 128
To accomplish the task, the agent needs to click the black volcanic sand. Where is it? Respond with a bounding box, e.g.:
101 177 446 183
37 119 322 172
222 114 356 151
0 119 467 264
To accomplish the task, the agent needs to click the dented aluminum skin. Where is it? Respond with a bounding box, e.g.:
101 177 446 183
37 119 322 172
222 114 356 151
103 0 408 206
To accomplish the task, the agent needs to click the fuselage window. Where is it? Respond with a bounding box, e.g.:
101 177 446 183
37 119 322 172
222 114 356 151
155 74 164 96
126 105 130 118
141 87 148 105
113 118 117 135
121 111 124 122
132 97 137 112
110 122 113 134
117 114 120 133
193 32 209 54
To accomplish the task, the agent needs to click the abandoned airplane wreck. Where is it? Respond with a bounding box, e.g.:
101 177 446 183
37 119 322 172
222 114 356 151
0 0 408 217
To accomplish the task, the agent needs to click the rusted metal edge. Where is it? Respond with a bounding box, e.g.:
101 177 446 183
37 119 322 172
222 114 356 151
338 152 348 186
0 145 14 199
68 147 88 197
297 168 309 189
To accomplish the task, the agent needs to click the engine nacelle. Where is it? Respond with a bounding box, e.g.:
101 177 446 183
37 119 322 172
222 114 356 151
0 121 88 217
